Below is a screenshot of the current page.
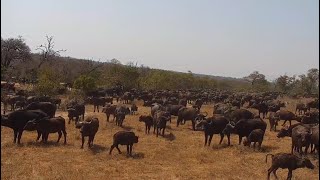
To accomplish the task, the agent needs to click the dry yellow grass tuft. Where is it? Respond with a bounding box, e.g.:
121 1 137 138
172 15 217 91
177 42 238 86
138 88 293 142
1 98 319 180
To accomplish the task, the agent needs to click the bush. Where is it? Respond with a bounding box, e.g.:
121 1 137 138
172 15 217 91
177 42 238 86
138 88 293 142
73 75 97 94
34 68 60 96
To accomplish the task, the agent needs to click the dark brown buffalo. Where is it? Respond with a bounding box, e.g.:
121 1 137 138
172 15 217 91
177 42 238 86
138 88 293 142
266 112 279 131
76 117 99 148
196 115 230 146
1 110 48 144
310 125 319 153
274 110 298 126
25 102 57 118
227 109 254 123
222 118 267 145
176 107 206 131
139 115 153 134
306 99 319 111
102 104 117 123
130 104 138 115
67 104 85 124
266 153 314 180
23 116 67 144
153 110 171 137
295 103 307 115
250 102 268 119
109 131 139 156
291 125 312 155
243 129 264 150
115 106 130 127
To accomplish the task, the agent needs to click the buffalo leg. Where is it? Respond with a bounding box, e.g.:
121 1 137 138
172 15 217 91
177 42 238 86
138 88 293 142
162 127 165 136
13 130 18 143
36 130 41 141
130 144 133 156
305 144 310 154
116 145 121 154
88 136 92 147
192 121 195 131
57 131 62 143
145 125 147 134
226 133 231 146
282 120 287 126
273 168 279 179
287 170 292 180
126 145 129 154
45 133 49 143
148 126 151 134
310 144 314 153
107 114 110 122
62 130 67 144
156 128 159 137
253 142 256 149
109 145 115 154
267 167 273 180
91 135 95 147
81 135 85 148
17 130 23 144
238 136 243 145
208 135 213 146
204 134 208 146
219 133 224 144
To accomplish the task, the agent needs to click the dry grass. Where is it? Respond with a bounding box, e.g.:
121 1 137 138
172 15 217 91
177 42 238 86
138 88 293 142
1 97 319 180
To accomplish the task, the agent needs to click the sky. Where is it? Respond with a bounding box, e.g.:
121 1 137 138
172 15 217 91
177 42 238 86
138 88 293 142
1 0 319 81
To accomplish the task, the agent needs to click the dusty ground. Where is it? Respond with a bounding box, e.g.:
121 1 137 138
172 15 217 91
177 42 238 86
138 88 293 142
1 97 319 180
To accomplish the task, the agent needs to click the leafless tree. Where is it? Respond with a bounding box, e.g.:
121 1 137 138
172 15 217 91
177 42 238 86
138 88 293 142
36 35 66 69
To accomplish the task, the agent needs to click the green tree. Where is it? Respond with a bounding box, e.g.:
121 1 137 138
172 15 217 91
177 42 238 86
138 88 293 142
34 68 61 96
1 36 31 80
244 71 266 85
73 75 97 94
275 75 295 93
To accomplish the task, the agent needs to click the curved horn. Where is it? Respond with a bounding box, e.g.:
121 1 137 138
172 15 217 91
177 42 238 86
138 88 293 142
230 121 236 126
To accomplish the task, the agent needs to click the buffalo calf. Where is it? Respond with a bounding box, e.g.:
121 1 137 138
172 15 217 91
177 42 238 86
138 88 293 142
243 129 264 150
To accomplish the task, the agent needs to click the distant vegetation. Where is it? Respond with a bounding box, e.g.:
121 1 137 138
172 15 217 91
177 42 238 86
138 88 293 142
1 36 319 97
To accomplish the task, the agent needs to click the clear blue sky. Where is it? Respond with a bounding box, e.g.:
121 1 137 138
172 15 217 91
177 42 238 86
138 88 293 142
1 0 319 80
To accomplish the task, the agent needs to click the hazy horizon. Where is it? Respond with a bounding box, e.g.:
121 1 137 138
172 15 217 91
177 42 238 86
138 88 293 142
1 0 319 81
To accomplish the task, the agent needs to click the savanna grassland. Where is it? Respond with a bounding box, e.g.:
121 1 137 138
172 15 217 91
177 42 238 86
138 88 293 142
1 97 319 180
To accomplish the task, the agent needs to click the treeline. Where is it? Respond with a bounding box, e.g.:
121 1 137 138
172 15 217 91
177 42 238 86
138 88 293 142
1 36 319 97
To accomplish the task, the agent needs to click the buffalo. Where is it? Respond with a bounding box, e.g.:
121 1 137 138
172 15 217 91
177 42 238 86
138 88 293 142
222 118 267 145
109 131 139 156
76 117 99 148
24 116 67 144
266 153 314 180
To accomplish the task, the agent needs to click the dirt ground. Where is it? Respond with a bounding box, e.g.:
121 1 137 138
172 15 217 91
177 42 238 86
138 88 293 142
1 97 319 180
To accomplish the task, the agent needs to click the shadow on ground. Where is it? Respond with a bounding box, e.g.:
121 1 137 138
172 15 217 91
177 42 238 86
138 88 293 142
163 132 176 141
89 144 108 155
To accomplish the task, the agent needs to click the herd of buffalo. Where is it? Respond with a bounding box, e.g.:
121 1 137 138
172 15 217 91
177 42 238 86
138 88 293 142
1 85 319 179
